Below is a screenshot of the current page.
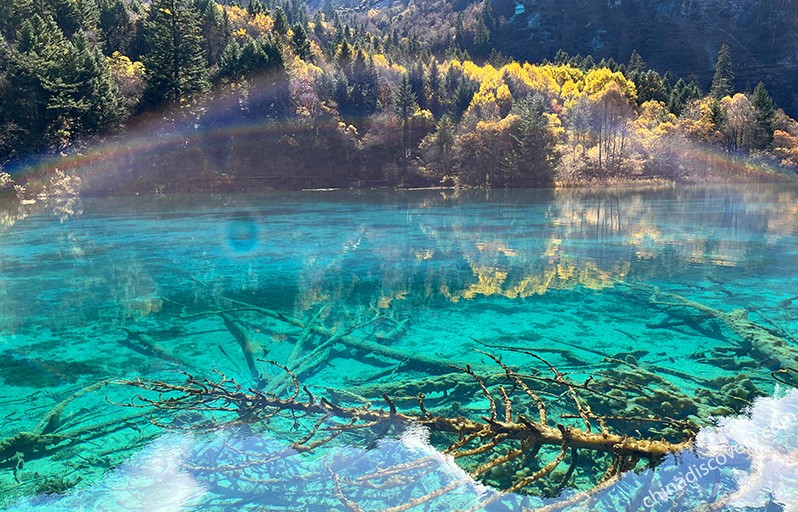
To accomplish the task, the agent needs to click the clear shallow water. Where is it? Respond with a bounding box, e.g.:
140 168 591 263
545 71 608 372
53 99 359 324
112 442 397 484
1 185 797 511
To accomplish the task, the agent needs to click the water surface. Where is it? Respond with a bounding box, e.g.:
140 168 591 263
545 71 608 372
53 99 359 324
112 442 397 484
1 185 797 511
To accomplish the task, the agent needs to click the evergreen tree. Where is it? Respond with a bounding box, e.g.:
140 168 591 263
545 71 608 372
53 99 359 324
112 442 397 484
482 0 495 32
427 59 441 117
337 39 353 68
46 0 83 38
711 43 734 99
553 49 569 65
508 95 556 186
452 81 477 120
194 0 229 67
98 0 132 55
668 78 701 115
709 98 726 128
56 31 123 134
344 50 379 118
0 17 58 156
218 39 242 79
454 13 465 48
291 23 312 61
636 70 667 104
219 35 282 80
408 61 426 110
76 0 100 32
751 81 775 149
272 6 288 35
142 0 209 107
395 74 418 164
627 50 645 75
0 15 122 157
0 0 32 39
246 0 266 16
430 114 455 169
472 19 490 52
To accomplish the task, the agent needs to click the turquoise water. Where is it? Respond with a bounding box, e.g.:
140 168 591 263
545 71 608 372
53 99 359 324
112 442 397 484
1 185 797 510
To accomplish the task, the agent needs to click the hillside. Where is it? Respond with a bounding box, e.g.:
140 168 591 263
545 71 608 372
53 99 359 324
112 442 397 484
324 0 798 116
496 0 798 115
2 0 798 195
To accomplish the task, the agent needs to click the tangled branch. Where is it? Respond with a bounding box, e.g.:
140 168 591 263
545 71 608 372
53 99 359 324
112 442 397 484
121 351 696 499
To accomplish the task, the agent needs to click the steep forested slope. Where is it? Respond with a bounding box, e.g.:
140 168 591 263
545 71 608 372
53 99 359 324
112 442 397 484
328 0 798 115
494 0 798 115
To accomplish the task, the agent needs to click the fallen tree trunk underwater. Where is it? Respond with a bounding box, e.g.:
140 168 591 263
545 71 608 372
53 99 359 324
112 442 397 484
7 277 796 509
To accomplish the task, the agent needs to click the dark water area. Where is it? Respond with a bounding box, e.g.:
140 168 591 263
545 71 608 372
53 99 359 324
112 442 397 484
1 185 796 510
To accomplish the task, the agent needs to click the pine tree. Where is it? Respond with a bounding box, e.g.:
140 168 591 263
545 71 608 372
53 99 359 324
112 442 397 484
711 43 734 99
627 50 645 75
56 31 123 134
508 95 556 186
637 70 667 104
433 115 454 165
751 81 775 149
98 0 132 55
553 49 569 65
2 15 74 151
427 59 441 117
46 0 83 38
194 0 229 67
472 19 490 52
291 23 312 61
272 6 288 35
408 61 426 110
482 0 495 32
76 0 100 32
143 0 208 107
337 39 352 68
0 14 122 156
395 74 418 164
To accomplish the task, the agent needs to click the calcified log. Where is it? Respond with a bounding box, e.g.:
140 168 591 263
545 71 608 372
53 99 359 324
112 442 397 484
212 294 496 375
631 282 798 371
120 328 190 368
0 381 149 481
122 353 696 499
220 313 261 382
286 304 327 367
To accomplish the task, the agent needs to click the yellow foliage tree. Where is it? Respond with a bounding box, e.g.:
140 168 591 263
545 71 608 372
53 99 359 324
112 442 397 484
225 6 274 39
773 130 798 168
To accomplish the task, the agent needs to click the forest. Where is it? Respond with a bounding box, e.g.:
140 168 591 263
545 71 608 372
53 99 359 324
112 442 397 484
1 0 798 194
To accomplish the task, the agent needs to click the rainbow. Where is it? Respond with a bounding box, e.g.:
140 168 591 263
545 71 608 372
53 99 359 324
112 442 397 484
6 86 793 194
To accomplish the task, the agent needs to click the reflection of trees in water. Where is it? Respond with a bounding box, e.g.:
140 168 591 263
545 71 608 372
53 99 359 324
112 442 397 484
290 186 798 313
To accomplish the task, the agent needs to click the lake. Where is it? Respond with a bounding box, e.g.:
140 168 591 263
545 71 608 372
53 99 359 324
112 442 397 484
1 185 797 511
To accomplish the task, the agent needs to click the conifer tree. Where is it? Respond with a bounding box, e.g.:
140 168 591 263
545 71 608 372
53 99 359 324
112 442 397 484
46 0 83 38
751 81 775 148
711 43 734 99
0 15 122 156
408 61 426 110
627 50 645 76
54 31 123 134
194 0 229 67
395 74 418 164
272 7 288 35
637 70 667 104
291 23 312 61
508 95 556 186
98 0 132 55
427 59 441 116
142 0 208 107
337 39 353 68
